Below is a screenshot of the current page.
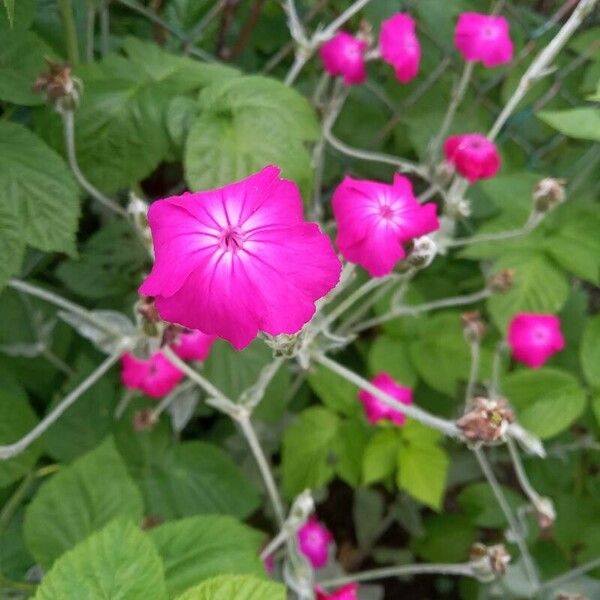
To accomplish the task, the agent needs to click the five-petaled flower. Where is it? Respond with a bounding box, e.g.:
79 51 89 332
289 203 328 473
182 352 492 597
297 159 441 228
358 372 413 426
507 313 565 368
140 166 341 350
332 174 439 277
444 133 501 183
297 517 334 569
171 329 217 362
380 13 421 83
121 351 184 398
316 583 359 600
455 13 513 67
320 32 368 85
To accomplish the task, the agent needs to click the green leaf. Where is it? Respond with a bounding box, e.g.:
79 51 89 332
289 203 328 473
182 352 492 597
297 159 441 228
56 220 149 299
397 441 449 510
282 407 339 499
333 418 369 487
2 0 13 26
150 516 265 598
0 122 80 288
362 428 400 485
0 377 40 488
307 363 360 416
538 108 600 142
457 482 523 528
42 354 117 463
0 508 32 580
502 368 587 439
185 75 318 198
0 0 32 30
487 253 569 331
33 519 168 600
24 438 144 568
176 575 285 600
592 393 600 427
581 315 600 389
368 335 417 387
413 514 476 563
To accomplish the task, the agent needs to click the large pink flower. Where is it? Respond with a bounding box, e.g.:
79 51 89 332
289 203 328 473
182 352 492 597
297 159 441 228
332 174 439 277
297 517 334 569
316 583 358 600
455 13 513 67
319 32 368 86
380 13 420 83
140 166 341 350
507 313 565 369
444 133 501 183
121 351 184 398
171 329 216 362
358 372 413 426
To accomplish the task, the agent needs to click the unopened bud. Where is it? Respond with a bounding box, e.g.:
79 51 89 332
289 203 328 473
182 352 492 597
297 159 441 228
446 198 471 219
488 269 514 293
133 408 157 431
406 235 437 269
33 59 81 110
507 422 546 458
457 397 514 442
288 490 315 529
533 178 566 213
357 19 374 46
534 497 556 532
461 311 486 343
470 543 511 582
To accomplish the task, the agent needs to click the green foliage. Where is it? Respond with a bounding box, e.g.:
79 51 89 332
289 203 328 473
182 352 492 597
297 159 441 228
538 108 600 142
307 363 360 416
175 575 285 600
581 315 600 389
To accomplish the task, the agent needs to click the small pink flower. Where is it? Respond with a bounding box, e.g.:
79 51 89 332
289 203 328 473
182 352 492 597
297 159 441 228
263 553 274 575
121 351 184 398
140 166 341 350
332 174 439 277
358 373 413 426
455 13 513 67
298 517 334 569
444 133 501 183
380 13 420 83
319 32 368 85
171 329 216 362
507 313 565 369
316 583 359 600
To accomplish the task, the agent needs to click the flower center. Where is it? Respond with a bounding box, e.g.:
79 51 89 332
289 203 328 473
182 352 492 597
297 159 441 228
379 204 395 220
482 25 498 40
220 226 245 252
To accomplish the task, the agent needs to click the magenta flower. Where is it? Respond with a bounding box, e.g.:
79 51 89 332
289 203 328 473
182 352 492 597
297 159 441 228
444 134 501 183
171 329 216 362
121 351 184 398
262 553 274 575
297 517 334 569
139 166 341 350
316 583 359 600
455 13 513 67
332 174 439 277
380 13 421 83
358 372 413 426
507 313 565 369
319 32 368 85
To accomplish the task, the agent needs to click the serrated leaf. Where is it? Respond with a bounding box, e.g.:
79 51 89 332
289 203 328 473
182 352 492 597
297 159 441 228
282 407 339 499
581 315 600 389
368 335 417 387
150 516 265 598
362 428 400 485
487 253 569 331
502 368 587 439
176 575 285 600
33 519 167 600
185 75 317 198
0 122 80 287
307 363 360 416
538 108 600 142
24 438 144 568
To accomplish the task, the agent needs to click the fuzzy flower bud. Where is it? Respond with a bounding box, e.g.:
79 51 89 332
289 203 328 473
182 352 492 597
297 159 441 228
461 311 486 343
288 490 315 530
457 397 514 442
406 235 438 270
470 543 511 582
534 496 556 532
533 177 566 213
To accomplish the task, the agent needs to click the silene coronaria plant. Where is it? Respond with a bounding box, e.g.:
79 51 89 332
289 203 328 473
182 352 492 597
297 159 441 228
0 0 599 599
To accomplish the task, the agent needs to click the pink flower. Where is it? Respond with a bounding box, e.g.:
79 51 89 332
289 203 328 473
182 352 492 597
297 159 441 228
380 13 420 83
263 553 274 575
316 583 358 600
507 313 565 369
455 13 513 67
171 329 216 362
319 32 368 85
332 174 439 277
444 133 501 183
140 166 341 350
298 517 334 569
121 351 184 398
358 373 413 426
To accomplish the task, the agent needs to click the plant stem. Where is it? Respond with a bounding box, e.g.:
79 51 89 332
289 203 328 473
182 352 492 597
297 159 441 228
149 380 195 422
316 354 462 438
0 472 35 534
85 0 96 61
100 0 110 55
319 0 372 40
0 351 122 460
320 562 476 588
506 437 542 507
57 0 80 66
489 341 507 398
539 556 600 592
61 109 127 216
465 340 480 406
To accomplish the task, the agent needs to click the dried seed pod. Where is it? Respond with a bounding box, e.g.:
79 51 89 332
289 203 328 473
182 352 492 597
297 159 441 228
488 268 514 293
470 543 511 582
457 397 514 442
33 59 81 109
461 311 486 343
533 177 566 213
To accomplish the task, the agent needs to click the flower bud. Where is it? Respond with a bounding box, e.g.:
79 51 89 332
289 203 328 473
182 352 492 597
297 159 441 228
534 496 556 532
457 397 514 442
133 408 157 432
487 268 514 293
33 59 81 110
406 235 437 270
533 178 566 213
470 543 511 582
461 311 486 343
288 490 315 529
446 198 472 219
